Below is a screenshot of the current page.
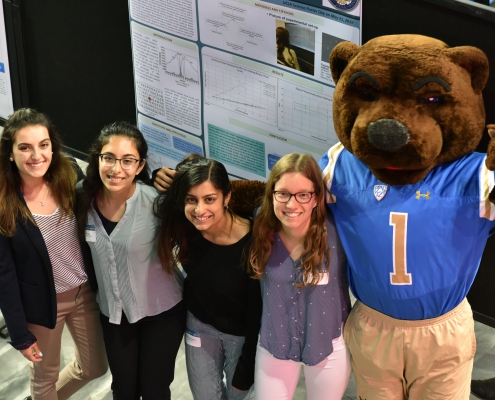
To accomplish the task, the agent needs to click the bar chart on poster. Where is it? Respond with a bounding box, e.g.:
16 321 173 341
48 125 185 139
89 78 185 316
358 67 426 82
128 0 361 179
0 3 14 121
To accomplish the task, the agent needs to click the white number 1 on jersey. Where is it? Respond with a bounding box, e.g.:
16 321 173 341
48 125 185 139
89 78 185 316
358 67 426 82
389 212 412 285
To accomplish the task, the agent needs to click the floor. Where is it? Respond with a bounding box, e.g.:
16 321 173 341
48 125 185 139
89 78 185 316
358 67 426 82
1 309 494 400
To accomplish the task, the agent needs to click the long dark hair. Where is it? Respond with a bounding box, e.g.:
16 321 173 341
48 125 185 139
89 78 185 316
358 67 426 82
276 27 292 66
154 154 233 273
0 108 77 236
76 121 150 239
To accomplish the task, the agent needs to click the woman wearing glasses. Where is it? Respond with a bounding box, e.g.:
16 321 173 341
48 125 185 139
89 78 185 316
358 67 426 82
76 122 185 399
0 108 107 400
249 153 351 399
155 154 262 400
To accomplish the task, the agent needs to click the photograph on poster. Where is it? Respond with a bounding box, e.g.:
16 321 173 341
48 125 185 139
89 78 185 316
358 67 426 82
275 20 315 76
321 32 346 64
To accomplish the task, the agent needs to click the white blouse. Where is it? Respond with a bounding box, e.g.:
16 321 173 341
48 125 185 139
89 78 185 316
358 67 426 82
84 182 183 324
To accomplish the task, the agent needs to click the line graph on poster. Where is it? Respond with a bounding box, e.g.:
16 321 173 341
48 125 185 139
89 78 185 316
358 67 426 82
204 58 277 126
278 83 334 144
160 47 200 85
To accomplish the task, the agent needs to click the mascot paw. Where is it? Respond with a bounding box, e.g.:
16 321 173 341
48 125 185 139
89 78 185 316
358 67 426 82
485 124 495 171
485 125 495 204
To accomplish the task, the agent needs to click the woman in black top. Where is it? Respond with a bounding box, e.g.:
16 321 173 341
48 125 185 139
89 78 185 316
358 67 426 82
155 155 261 400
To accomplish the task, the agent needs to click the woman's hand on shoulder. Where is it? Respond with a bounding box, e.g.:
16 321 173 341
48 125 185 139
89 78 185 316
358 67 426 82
20 342 43 363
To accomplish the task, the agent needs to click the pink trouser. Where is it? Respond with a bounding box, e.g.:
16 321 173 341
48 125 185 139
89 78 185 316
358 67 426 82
254 332 351 399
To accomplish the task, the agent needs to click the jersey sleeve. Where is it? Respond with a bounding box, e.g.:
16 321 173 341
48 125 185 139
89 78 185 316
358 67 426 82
319 142 345 204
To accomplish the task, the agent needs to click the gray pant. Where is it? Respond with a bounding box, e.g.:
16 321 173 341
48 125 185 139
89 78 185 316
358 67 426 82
185 311 254 400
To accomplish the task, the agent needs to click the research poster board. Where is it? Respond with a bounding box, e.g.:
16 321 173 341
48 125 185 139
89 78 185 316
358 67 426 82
0 4 14 121
128 0 361 179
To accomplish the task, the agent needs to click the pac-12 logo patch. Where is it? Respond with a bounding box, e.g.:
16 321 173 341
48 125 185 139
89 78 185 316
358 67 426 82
374 185 388 201
329 0 359 11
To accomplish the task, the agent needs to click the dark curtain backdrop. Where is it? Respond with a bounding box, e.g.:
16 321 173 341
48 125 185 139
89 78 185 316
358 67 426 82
19 0 136 157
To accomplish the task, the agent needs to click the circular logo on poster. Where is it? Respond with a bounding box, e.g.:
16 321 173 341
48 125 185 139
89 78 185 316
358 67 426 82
329 0 359 11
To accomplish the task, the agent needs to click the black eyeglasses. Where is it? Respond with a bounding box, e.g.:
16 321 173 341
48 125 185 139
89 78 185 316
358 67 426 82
99 154 142 170
273 191 315 204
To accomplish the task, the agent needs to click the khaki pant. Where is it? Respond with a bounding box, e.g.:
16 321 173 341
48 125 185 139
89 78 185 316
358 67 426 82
28 282 108 400
344 298 476 400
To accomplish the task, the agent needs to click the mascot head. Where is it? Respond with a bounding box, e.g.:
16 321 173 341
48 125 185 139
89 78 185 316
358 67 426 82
330 34 489 185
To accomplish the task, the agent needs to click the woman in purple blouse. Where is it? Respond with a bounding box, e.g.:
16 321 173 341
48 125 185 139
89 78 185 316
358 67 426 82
249 153 351 399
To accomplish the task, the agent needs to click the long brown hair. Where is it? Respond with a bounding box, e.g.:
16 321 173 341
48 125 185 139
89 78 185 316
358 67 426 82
249 153 329 286
0 108 77 237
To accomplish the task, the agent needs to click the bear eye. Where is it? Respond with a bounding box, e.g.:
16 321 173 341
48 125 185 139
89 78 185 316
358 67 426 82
420 96 441 104
357 90 376 102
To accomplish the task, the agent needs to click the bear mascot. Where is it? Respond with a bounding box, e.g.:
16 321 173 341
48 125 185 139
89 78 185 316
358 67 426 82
317 34 494 400
154 34 494 400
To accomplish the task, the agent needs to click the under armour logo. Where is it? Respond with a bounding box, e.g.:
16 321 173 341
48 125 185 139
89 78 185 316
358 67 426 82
415 190 430 200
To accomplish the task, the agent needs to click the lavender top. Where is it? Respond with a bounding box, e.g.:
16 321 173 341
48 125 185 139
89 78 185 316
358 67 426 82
259 212 350 366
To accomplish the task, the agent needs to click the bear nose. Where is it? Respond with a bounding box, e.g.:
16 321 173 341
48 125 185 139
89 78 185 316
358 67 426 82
367 119 410 152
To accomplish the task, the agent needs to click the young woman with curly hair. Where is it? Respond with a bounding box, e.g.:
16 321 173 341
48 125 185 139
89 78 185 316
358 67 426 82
249 153 351 399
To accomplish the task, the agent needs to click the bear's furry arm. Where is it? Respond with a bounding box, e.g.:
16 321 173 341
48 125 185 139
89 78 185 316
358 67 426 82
229 180 266 218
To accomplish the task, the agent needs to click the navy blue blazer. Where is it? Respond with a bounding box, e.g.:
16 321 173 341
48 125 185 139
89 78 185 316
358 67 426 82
0 166 96 350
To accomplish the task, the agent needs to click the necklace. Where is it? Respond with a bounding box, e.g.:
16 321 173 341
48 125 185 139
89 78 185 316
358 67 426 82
40 184 48 206
21 182 49 206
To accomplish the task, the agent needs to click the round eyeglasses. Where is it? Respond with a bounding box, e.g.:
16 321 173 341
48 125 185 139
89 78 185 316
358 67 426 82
99 154 142 170
273 191 315 204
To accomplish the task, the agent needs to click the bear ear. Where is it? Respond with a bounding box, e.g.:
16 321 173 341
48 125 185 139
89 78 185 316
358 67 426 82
443 46 489 92
330 41 361 84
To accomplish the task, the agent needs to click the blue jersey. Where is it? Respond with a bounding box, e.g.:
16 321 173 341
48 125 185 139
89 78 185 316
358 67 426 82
319 143 495 320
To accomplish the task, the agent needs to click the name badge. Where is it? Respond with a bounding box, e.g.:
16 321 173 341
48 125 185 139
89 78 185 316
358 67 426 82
85 225 96 242
317 272 329 285
185 328 201 348
306 271 330 285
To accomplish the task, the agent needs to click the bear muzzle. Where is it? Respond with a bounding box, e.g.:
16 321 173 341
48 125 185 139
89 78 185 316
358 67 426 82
367 118 410 152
